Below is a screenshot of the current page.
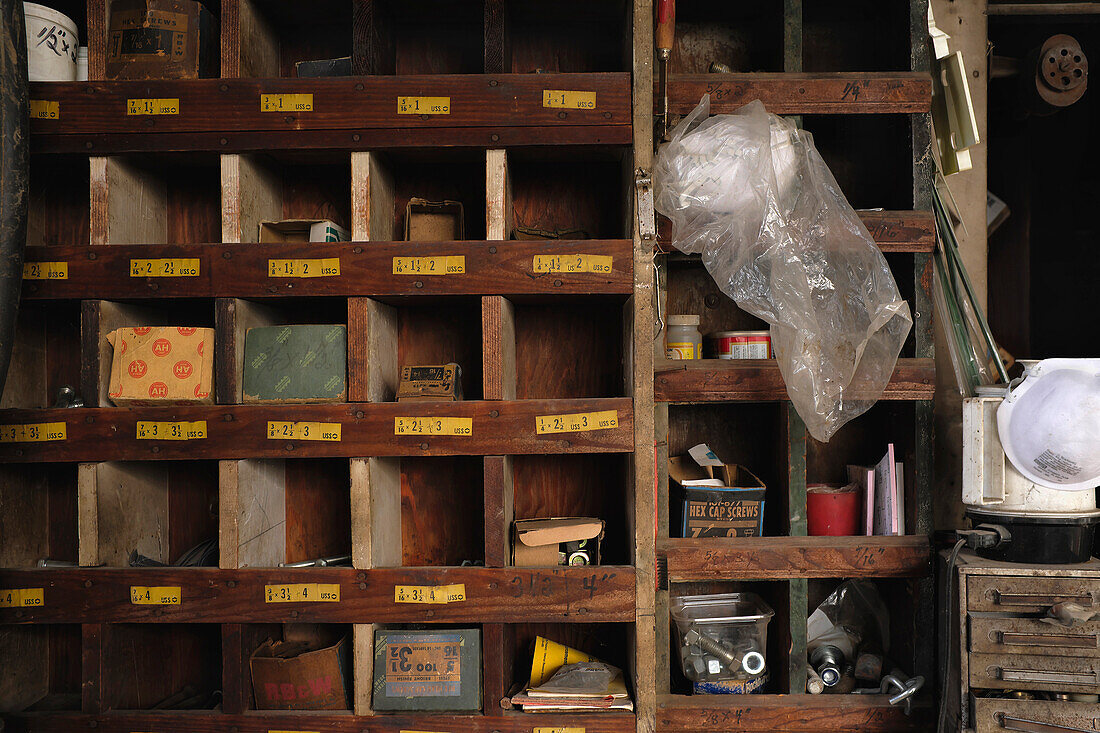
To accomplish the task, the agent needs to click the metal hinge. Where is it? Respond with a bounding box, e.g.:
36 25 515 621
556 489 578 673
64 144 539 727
635 168 656 242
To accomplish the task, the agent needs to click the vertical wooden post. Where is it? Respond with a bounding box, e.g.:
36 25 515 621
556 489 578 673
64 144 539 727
786 404 809 695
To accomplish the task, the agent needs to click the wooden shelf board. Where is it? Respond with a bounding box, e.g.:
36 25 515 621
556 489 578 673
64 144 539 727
0 398 634 463
21 240 634 300
663 72 932 115
0 566 634 624
655 358 935 403
657 694 930 731
660 536 931 581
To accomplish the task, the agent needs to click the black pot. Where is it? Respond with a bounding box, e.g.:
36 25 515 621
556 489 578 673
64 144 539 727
967 510 1100 565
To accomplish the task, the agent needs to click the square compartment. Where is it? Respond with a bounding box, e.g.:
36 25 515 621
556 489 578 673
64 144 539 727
802 0 911 72
0 625 81 712
503 0 631 73
232 623 353 711
359 0 484 75
669 0 785 74
1 302 82 409
800 115 915 211
28 155 89 246
400 456 485 567
101 623 221 710
235 0 349 78
0 464 78 569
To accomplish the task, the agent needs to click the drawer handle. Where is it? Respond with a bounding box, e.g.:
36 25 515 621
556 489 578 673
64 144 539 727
1000 631 1099 649
993 592 1094 607
999 714 1095 733
999 667 1099 686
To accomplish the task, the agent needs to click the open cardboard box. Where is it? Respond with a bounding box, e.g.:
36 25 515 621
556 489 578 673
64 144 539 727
669 444 766 538
258 219 350 243
250 636 350 710
512 517 604 567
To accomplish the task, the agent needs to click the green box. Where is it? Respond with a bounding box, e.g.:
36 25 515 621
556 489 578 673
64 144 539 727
372 628 481 712
243 324 347 403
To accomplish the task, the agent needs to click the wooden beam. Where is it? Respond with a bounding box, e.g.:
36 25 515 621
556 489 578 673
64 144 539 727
657 694 932 731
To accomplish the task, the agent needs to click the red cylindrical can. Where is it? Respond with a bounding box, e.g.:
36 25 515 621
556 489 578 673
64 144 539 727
807 484 862 536
706 330 772 359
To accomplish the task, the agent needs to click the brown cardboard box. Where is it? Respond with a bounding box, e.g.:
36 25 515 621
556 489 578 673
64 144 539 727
396 364 462 402
405 198 464 241
669 444 766 538
512 518 604 567
106 0 218 80
258 219 350 243
250 637 350 710
106 327 214 406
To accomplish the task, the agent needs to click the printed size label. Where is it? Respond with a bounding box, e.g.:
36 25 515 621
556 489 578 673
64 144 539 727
130 586 181 605
264 584 340 603
266 421 342 442
532 254 612 274
30 100 59 119
127 98 180 115
394 584 466 605
534 728 586 733
130 258 200 277
267 258 341 278
543 90 597 109
535 410 618 435
397 96 450 115
392 256 465 275
137 421 207 441
394 417 472 436
666 343 696 360
260 93 314 112
0 422 67 443
0 588 44 608
385 634 461 697
22 261 68 280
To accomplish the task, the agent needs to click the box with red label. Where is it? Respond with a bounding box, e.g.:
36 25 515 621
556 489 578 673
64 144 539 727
106 326 214 406
250 637 350 710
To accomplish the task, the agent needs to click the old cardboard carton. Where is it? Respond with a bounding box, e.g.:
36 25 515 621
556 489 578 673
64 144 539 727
396 364 463 402
250 637 350 710
243 324 347 403
405 198 464 241
670 445 766 538
258 219 350 243
372 628 481 711
512 517 604 567
106 326 214 406
106 0 218 80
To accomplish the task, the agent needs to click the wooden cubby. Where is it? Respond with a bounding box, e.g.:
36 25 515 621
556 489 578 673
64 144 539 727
232 0 351 79
502 0 632 74
96 622 221 710
667 0 784 74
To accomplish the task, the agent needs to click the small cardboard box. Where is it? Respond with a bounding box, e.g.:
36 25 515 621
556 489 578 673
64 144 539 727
250 637 350 710
512 518 604 567
405 198 464 241
372 628 481 711
396 364 463 402
258 219 350 243
106 326 214 406
243 324 347 403
106 0 218 80
670 444 766 538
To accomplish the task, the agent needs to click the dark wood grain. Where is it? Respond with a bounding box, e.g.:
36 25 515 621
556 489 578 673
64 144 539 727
0 566 635 624
657 693 931 731
80 624 103 714
401 457 485 566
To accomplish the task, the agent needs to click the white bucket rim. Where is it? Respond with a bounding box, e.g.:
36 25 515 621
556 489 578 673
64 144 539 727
24 2 79 31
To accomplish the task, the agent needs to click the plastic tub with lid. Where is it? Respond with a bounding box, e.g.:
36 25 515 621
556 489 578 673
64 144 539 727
670 592 774 682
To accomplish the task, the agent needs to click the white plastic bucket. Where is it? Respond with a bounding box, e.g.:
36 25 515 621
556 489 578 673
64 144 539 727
24 3 79 82
76 46 88 81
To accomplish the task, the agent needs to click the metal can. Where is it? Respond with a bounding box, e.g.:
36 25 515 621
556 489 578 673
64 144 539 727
706 331 772 359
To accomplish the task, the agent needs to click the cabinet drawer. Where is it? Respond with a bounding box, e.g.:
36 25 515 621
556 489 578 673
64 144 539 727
970 653 1100 693
973 697 1100 733
968 576 1100 614
970 617 1100 657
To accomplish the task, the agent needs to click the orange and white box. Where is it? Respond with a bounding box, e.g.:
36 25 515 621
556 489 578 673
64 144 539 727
106 327 215 406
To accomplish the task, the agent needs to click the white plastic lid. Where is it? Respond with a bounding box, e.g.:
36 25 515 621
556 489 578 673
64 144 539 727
668 315 700 327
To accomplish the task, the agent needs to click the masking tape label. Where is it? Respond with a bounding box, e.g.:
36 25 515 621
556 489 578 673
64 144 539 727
534 729 585 733
264 584 340 603
0 588 44 608
392 256 465 275
535 410 618 435
0 422 66 443
127 98 179 115
22 261 68 280
268 258 341 278
30 100 59 119
532 254 613 274
130 258 200 277
542 90 597 109
397 96 450 114
394 417 472 436
137 421 207 441
266 421 342 442
394 584 466 604
260 93 314 112
130 586 181 605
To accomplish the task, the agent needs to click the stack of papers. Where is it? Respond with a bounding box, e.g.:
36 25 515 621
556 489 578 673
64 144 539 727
511 662 634 713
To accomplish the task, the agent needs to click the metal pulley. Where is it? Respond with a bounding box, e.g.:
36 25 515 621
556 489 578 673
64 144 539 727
1036 34 1088 108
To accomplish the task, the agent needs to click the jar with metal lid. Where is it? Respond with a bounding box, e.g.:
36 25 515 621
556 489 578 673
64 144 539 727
666 315 702 360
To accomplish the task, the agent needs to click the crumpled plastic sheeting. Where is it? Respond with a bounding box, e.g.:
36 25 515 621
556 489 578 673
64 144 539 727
655 96 912 441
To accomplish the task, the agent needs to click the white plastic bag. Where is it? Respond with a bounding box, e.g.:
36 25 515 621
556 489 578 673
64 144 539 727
655 97 912 441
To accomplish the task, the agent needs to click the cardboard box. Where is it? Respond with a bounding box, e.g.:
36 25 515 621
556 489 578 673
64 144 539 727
512 518 604 567
106 0 218 80
106 326 214 406
243 324 347 403
258 219 350 243
250 637 350 710
372 629 481 711
670 444 766 538
295 57 352 77
405 198 464 241
396 364 463 402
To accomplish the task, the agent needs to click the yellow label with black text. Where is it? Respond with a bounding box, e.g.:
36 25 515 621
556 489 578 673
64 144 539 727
398 96 450 114
535 410 618 435
0 588 44 608
137 421 207 441
394 417 472 436
268 258 341 278
130 258 200 277
0 422 66 443
392 256 465 275
127 98 179 115
266 421 342 442
260 93 314 112
534 728 585 733
130 586 181 605
22 261 68 280
264 584 340 603
394 584 466 604
542 90 597 110
30 100 59 119
532 254 612 274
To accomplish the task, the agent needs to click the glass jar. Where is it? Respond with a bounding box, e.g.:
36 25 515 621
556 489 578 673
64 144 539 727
666 315 702 360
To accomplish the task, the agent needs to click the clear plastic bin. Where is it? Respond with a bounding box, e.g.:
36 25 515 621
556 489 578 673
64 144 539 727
670 592 774 683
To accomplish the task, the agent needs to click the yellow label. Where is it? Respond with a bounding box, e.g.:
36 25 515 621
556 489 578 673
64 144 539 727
532 254 613 274
666 343 695 360
22 261 68 280
29 100 59 119
534 729 585 733
267 258 341 278
269 731 320 733
535 410 618 435
260 93 314 112
397 96 450 114
264 584 340 603
127 98 180 115
129 258 200 278
130 586 181 605
401 731 452 733
543 90 597 110
394 417 472 436
0 422 66 443
0 588 44 608
394 584 466 605
137 421 207 441
392 256 465 275
266 421 342 442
